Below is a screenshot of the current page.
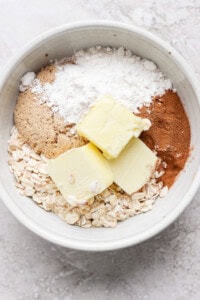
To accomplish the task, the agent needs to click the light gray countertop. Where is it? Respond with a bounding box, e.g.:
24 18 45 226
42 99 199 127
0 1 200 299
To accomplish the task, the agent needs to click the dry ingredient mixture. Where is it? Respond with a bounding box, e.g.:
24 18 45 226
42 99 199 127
8 46 191 228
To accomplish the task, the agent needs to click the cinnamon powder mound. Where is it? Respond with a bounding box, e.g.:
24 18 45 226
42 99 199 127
137 91 191 187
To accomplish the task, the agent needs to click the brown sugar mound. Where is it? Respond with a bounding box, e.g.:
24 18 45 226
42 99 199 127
137 91 191 187
14 65 86 159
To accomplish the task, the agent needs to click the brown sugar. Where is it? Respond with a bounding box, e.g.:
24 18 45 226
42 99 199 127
14 64 88 159
137 91 191 187
14 62 87 159
14 90 87 158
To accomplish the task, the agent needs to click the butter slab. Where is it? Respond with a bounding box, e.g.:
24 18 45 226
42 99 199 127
77 96 151 159
108 138 157 194
47 143 113 206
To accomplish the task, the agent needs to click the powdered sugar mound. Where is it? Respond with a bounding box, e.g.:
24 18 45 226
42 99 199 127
19 72 36 92
31 46 172 124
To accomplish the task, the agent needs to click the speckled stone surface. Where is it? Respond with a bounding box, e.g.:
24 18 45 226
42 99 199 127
0 1 200 299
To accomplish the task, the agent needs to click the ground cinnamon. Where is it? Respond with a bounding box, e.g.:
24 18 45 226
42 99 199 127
137 91 191 187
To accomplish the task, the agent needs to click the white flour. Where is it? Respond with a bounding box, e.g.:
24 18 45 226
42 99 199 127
30 46 172 124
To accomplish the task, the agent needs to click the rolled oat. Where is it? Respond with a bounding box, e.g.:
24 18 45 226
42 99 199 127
8 127 167 228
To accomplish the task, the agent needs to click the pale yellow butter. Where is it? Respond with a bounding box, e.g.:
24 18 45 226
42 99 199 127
47 143 113 206
77 96 151 159
108 138 157 194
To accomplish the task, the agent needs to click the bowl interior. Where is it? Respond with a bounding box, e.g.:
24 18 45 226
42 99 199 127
0 23 200 251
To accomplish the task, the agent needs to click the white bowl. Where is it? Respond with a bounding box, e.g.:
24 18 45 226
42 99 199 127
0 21 200 251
